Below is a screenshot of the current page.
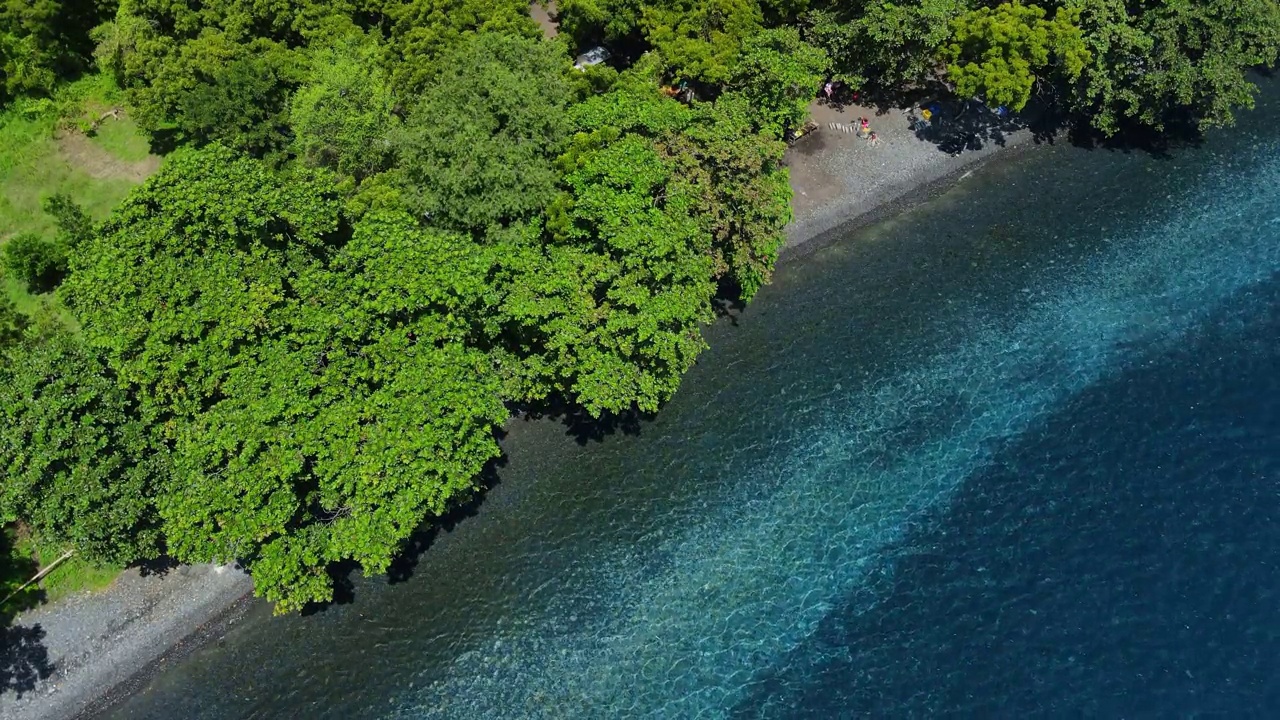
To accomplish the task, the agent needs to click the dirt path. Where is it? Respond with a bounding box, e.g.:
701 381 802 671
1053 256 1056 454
55 131 160 184
531 0 559 39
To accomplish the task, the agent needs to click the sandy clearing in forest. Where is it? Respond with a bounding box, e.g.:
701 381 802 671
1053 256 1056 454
55 130 160 184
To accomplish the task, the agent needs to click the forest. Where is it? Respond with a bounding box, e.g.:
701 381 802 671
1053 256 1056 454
0 0 1276 612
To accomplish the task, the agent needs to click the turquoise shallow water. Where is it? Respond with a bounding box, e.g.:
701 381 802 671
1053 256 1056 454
102 80 1280 719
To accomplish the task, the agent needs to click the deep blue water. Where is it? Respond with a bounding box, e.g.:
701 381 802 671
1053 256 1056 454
101 81 1280 719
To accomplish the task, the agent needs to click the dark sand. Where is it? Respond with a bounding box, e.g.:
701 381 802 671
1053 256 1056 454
784 99 1037 256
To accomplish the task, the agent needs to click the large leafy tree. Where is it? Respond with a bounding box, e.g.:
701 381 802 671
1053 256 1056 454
514 129 716 415
576 59 792 300
0 0 112 102
641 0 762 84
63 145 506 611
1065 0 1280 134
496 62 791 414
1 233 66 293
729 27 828 139
94 0 383 152
394 32 573 232
806 0 969 90
666 92 791 300
944 1 1089 111
386 0 541 94
556 0 646 47
0 296 26 349
559 0 764 85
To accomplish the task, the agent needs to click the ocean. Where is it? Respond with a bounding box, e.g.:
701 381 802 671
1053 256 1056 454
99 79 1280 719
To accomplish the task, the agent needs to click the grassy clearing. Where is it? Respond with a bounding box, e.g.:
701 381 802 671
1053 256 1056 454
0 527 122 617
0 72 156 244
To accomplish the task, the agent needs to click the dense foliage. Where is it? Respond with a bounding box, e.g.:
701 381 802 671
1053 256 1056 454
944 2 1089 111
0 0 114 101
394 32 574 231
1067 0 1280 133
0 0 1274 611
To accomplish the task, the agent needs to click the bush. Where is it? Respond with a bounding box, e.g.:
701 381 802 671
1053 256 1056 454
2 233 67 292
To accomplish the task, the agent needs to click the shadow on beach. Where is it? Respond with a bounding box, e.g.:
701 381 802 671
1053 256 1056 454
0 624 54 698
828 79 1207 159
0 540 54 699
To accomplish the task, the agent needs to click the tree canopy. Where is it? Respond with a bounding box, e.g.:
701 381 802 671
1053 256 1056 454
1066 0 1280 134
394 32 574 231
61 145 507 610
0 0 1274 614
0 0 111 101
944 2 1089 111
289 34 398 181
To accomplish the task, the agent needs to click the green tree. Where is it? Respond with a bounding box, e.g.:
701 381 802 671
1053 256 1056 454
513 130 716 415
2 233 66 293
95 0 376 150
63 145 507 612
394 32 573 232
641 0 762 84
0 295 26 348
0 330 165 566
493 64 791 413
386 0 541 94
570 60 790 300
0 30 58 100
42 193 92 250
806 0 969 90
668 92 791 300
170 35 303 156
556 0 645 47
943 2 1089 111
730 27 828 139
0 0 112 102
289 34 398 180
1066 0 1280 134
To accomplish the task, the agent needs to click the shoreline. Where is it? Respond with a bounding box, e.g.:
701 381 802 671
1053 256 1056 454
0 564 253 720
781 98 1041 257
0 106 1039 720
69 590 259 720
782 136 1041 260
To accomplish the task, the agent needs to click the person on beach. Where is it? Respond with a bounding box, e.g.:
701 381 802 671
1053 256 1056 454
858 117 871 139
824 82 833 99
867 132 880 147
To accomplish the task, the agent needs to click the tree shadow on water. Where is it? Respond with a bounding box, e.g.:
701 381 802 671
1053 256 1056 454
300 450 511 613
511 393 651 445
384 452 508 586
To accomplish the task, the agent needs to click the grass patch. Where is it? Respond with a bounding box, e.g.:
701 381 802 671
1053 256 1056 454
0 73 156 243
0 526 122 618
89 113 152 162
0 72 158 316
